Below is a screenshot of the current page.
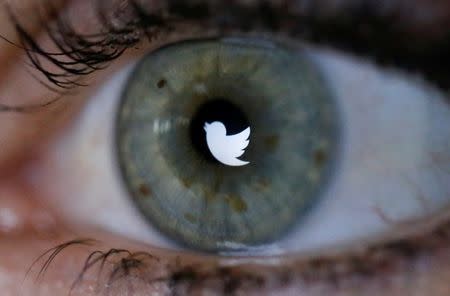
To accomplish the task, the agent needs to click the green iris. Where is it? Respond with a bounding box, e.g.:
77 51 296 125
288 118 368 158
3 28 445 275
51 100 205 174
116 38 340 252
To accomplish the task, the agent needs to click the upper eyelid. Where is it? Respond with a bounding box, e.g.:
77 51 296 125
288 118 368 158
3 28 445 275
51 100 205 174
3 0 171 93
5 0 450 97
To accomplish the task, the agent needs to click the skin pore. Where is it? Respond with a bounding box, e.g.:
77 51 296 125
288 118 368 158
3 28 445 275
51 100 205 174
0 0 449 295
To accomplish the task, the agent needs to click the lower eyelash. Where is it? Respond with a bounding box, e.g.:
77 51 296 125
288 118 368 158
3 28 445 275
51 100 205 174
29 239 267 295
28 218 450 295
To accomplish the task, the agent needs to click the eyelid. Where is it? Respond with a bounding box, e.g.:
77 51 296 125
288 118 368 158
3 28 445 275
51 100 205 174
0 0 173 169
8 0 450 98
20 218 450 295
5 0 177 93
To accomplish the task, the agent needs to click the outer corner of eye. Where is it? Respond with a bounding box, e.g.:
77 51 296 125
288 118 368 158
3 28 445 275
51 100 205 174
28 37 450 257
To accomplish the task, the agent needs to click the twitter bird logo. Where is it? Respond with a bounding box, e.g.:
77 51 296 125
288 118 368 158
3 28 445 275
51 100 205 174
204 121 251 166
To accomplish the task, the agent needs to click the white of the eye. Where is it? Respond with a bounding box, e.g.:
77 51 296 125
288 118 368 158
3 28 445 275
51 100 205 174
26 61 175 248
276 47 450 254
27 45 450 255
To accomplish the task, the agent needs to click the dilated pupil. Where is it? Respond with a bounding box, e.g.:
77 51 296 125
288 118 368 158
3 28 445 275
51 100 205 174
189 99 250 163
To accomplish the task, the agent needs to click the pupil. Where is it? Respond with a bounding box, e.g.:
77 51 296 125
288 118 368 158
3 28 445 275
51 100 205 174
189 99 250 163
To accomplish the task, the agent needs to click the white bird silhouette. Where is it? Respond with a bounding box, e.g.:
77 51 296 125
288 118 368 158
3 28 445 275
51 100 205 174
204 121 251 166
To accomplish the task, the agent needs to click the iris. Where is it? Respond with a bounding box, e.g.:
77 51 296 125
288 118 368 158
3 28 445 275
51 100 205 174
116 38 340 252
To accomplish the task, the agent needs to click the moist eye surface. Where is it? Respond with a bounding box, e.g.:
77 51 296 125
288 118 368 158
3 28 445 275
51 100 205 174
116 38 340 252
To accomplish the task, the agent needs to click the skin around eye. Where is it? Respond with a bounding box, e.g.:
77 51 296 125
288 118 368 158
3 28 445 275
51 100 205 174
0 1 450 296
23 37 450 258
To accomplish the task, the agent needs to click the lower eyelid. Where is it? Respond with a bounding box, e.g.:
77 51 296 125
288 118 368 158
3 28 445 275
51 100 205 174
0 178 57 237
16 220 450 296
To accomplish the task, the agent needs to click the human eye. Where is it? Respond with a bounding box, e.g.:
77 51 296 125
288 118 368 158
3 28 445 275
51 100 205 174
0 1 449 296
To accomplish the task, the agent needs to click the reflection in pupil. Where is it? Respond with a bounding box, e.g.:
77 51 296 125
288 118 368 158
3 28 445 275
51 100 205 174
189 99 250 164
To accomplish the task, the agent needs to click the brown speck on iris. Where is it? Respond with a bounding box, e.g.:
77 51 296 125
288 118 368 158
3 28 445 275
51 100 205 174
225 195 248 213
138 184 152 197
253 178 270 192
204 188 216 203
313 149 327 168
157 78 167 88
264 134 279 151
184 213 197 224
182 178 193 188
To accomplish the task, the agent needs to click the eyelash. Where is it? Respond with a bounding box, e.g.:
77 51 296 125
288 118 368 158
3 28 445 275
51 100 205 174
6 0 450 96
8 0 173 92
28 219 450 294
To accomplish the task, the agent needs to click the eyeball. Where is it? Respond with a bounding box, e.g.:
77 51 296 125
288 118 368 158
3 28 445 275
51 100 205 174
28 37 450 256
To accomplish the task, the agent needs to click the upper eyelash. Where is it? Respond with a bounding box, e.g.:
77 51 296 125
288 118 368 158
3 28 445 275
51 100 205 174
4 0 450 98
7 0 172 92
